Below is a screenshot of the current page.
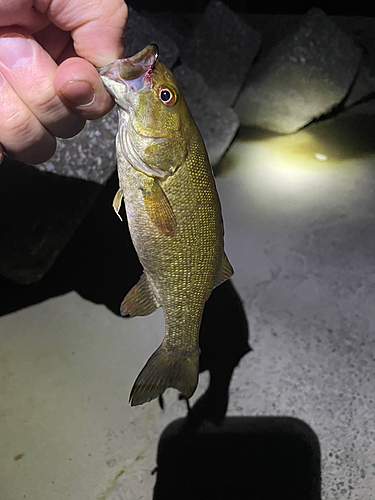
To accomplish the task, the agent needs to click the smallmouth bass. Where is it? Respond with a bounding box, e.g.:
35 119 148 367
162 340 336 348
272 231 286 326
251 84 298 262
99 45 233 406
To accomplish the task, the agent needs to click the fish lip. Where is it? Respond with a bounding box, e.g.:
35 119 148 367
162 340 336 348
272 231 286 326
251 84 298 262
149 43 159 67
97 44 158 94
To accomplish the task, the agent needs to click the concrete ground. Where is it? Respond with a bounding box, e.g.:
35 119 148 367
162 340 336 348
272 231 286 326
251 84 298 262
1 101 375 499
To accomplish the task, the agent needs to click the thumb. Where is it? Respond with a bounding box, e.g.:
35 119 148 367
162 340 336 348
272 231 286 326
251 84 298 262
54 57 114 119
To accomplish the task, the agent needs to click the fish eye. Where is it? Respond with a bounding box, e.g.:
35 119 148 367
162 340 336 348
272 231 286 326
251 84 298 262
158 86 177 106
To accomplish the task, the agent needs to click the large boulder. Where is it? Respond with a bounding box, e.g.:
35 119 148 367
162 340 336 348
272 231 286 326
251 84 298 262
181 1 261 107
235 9 362 134
0 158 102 284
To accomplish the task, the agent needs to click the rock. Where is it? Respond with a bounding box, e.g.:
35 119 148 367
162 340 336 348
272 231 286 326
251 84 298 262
140 10 197 52
181 1 261 107
344 61 375 108
334 15 375 72
37 108 118 184
173 64 239 167
335 16 375 108
0 158 101 284
244 14 298 59
235 8 362 134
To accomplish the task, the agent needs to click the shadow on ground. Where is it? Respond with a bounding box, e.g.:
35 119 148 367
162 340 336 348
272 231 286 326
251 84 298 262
154 416 321 500
0 172 141 317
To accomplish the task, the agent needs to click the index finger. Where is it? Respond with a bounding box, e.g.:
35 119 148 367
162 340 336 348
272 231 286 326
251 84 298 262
47 0 128 66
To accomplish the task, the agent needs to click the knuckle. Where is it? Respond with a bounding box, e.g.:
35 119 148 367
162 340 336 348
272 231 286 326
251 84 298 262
33 82 64 117
32 85 86 137
4 108 39 143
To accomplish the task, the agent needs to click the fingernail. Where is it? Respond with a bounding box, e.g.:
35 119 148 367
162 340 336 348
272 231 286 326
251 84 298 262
60 80 96 107
0 34 32 69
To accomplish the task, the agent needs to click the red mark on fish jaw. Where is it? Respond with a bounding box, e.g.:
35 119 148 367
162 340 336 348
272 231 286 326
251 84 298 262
144 68 153 85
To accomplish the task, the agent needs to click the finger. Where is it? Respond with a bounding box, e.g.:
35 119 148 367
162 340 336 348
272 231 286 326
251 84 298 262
0 31 85 139
0 71 56 164
48 0 127 66
55 38 77 65
0 0 49 33
54 57 114 120
34 23 71 61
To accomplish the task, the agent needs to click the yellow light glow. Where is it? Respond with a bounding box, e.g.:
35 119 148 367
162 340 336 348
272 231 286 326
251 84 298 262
218 107 375 221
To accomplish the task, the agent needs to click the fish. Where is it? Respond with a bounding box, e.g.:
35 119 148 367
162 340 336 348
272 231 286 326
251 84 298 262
98 44 233 406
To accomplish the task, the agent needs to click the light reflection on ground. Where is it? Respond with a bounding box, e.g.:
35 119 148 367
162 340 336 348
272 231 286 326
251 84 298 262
217 104 375 221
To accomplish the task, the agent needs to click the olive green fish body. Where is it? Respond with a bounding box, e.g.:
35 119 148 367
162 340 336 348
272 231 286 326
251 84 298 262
99 45 233 405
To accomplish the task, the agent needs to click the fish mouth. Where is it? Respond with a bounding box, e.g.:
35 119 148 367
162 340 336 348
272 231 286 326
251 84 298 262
98 44 159 98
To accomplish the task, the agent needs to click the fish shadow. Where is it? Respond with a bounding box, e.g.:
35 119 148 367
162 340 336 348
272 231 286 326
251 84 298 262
153 416 321 500
190 278 251 426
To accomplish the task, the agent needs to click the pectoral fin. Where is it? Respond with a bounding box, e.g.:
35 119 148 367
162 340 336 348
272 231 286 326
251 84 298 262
121 273 160 317
213 253 234 288
142 180 177 236
113 188 124 221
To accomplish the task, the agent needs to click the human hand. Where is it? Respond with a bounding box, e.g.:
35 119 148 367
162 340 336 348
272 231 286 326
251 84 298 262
0 0 127 165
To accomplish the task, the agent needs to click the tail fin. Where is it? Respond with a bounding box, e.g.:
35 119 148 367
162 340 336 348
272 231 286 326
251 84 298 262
129 343 199 406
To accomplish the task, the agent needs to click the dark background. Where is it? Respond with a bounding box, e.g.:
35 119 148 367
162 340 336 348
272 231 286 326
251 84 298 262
128 0 374 16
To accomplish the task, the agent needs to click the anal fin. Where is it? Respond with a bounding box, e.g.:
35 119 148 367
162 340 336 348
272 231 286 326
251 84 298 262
121 273 160 317
213 252 234 288
142 180 177 236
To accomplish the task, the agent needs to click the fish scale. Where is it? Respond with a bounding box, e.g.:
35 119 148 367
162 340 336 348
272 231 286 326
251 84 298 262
99 45 233 405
